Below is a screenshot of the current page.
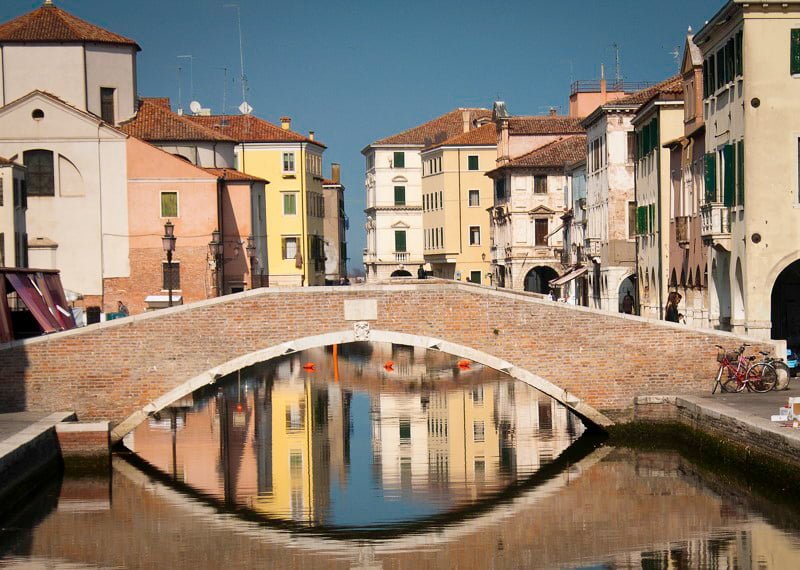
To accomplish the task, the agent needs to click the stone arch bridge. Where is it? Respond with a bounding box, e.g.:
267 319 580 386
0 280 774 442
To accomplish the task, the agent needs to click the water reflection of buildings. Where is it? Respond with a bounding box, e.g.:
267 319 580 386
128 343 584 526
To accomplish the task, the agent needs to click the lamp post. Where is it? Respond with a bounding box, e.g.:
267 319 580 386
246 235 258 289
162 220 177 307
209 229 224 296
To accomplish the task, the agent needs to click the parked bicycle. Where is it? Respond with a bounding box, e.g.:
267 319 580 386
753 350 791 391
711 344 777 394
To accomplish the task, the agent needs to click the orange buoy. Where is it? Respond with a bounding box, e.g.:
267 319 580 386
384 361 394 371
303 362 316 371
235 403 243 412
458 360 471 369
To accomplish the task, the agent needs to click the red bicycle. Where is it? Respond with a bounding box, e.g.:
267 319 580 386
712 344 777 394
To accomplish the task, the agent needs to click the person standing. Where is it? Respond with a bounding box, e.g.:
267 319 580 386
417 265 426 279
117 300 129 317
665 292 682 323
622 291 634 314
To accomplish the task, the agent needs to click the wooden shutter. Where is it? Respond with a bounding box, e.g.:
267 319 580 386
723 144 734 207
704 154 717 203
394 230 407 252
703 59 709 98
736 140 744 206
792 29 800 75
161 192 178 217
394 186 405 205
468 155 479 170
394 152 405 168
735 30 743 77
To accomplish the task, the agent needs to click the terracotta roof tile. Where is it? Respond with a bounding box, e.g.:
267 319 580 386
0 4 140 50
203 168 267 183
507 115 585 135
119 98 235 142
489 136 587 173
0 156 20 167
187 114 325 147
322 179 343 186
372 108 492 147
608 74 683 107
426 122 497 150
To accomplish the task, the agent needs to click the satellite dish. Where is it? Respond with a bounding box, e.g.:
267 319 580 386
239 101 253 115
189 100 202 114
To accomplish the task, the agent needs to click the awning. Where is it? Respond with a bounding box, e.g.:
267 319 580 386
0 276 13 344
549 266 588 287
6 272 60 333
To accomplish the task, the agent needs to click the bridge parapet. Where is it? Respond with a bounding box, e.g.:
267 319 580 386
0 280 777 438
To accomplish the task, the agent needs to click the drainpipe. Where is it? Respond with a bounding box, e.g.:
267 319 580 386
633 130 641 316
217 176 225 295
656 119 664 321
97 123 106 311
300 145 308 286
457 149 463 256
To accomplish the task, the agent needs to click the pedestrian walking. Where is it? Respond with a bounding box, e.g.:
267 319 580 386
665 292 682 322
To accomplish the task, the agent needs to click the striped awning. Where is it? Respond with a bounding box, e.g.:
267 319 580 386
549 266 588 287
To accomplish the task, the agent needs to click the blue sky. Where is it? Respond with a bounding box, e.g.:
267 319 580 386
3 0 725 272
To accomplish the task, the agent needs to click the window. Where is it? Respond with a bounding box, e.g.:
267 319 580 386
534 175 547 194
399 419 411 442
468 189 480 207
393 151 405 168
495 177 506 200
13 179 26 209
100 87 115 124
737 140 744 206
473 420 485 443
0 179 3 207
468 155 479 171
793 29 800 75
283 152 295 173
534 218 548 246
723 144 734 207
160 192 178 218
285 402 306 431
704 153 717 203
282 236 298 260
23 150 54 196
394 185 406 205
283 192 297 215
627 132 637 162
394 230 407 252
162 261 180 290
470 270 481 284
471 386 484 404
628 201 636 239
469 226 481 246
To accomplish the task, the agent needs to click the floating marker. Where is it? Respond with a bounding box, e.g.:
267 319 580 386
458 360 471 369
384 361 394 371
303 362 316 371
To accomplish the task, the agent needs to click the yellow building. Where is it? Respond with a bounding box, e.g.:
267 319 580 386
189 114 327 286
421 122 496 284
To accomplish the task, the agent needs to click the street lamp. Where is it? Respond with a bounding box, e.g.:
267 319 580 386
209 229 224 296
162 220 177 307
246 235 258 289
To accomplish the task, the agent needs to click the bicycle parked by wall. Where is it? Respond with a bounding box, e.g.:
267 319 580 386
752 350 791 391
711 344 778 394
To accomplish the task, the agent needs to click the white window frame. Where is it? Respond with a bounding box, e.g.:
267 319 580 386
282 152 296 174
469 225 481 246
282 236 299 260
468 189 480 207
282 191 298 216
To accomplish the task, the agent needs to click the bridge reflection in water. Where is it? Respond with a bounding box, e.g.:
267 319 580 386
124 342 586 532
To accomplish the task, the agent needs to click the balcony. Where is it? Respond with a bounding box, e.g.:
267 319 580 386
675 216 690 247
394 251 410 263
700 204 731 248
363 248 376 263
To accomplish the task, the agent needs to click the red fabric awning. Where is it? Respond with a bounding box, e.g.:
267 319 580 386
0 276 13 344
6 272 59 333
44 272 76 329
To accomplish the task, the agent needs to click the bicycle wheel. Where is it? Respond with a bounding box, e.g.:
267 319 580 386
721 369 745 393
772 360 791 391
747 362 778 393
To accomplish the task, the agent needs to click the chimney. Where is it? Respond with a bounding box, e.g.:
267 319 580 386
549 107 558 116
600 64 607 100
462 109 471 133
308 130 315 141
331 163 341 184
280 116 291 130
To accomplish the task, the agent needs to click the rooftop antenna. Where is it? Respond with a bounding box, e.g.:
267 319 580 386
176 65 183 114
611 43 622 87
177 55 194 100
216 67 230 116
224 4 251 114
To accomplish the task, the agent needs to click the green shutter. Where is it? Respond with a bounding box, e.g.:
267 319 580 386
736 30 743 77
703 59 710 98
716 50 724 90
468 155 479 170
161 192 178 217
704 153 717 203
726 38 735 83
723 144 735 207
736 140 745 206
394 152 405 168
649 204 655 234
394 230 407 252
394 186 405 205
636 206 647 235
792 29 800 75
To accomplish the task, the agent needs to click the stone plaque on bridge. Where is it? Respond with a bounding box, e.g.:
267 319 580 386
344 299 377 321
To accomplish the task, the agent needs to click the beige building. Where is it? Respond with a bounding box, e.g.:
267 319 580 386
632 78 684 319
322 164 347 282
0 158 26 268
695 0 800 345
421 122 495 284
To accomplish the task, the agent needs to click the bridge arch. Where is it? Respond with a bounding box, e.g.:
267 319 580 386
112 329 613 441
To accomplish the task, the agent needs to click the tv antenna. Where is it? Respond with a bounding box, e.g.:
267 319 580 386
177 54 194 104
224 4 250 114
610 43 622 86
216 67 230 115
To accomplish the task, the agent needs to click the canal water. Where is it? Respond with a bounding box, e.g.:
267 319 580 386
1 342 800 569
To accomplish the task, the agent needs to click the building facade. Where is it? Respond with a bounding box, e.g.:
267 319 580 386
421 122 495 284
632 79 684 320
322 164 348 283
363 109 491 281
0 158 26 269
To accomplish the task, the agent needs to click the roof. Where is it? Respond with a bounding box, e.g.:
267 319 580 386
607 74 683 107
424 122 497 151
187 114 325 147
487 136 587 174
0 156 21 167
202 168 267 183
119 98 236 143
0 3 140 50
370 108 492 148
507 116 585 135
322 179 343 186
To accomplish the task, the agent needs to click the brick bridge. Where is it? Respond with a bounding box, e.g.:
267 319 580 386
0 280 774 442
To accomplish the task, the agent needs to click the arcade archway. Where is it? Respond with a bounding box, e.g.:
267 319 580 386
524 266 558 294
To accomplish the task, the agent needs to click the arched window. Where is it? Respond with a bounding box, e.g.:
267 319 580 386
23 149 55 196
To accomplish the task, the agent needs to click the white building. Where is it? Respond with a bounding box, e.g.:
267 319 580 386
0 158 26 268
362 108 490 281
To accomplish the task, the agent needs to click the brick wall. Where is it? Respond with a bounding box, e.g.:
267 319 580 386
0 281 775 431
